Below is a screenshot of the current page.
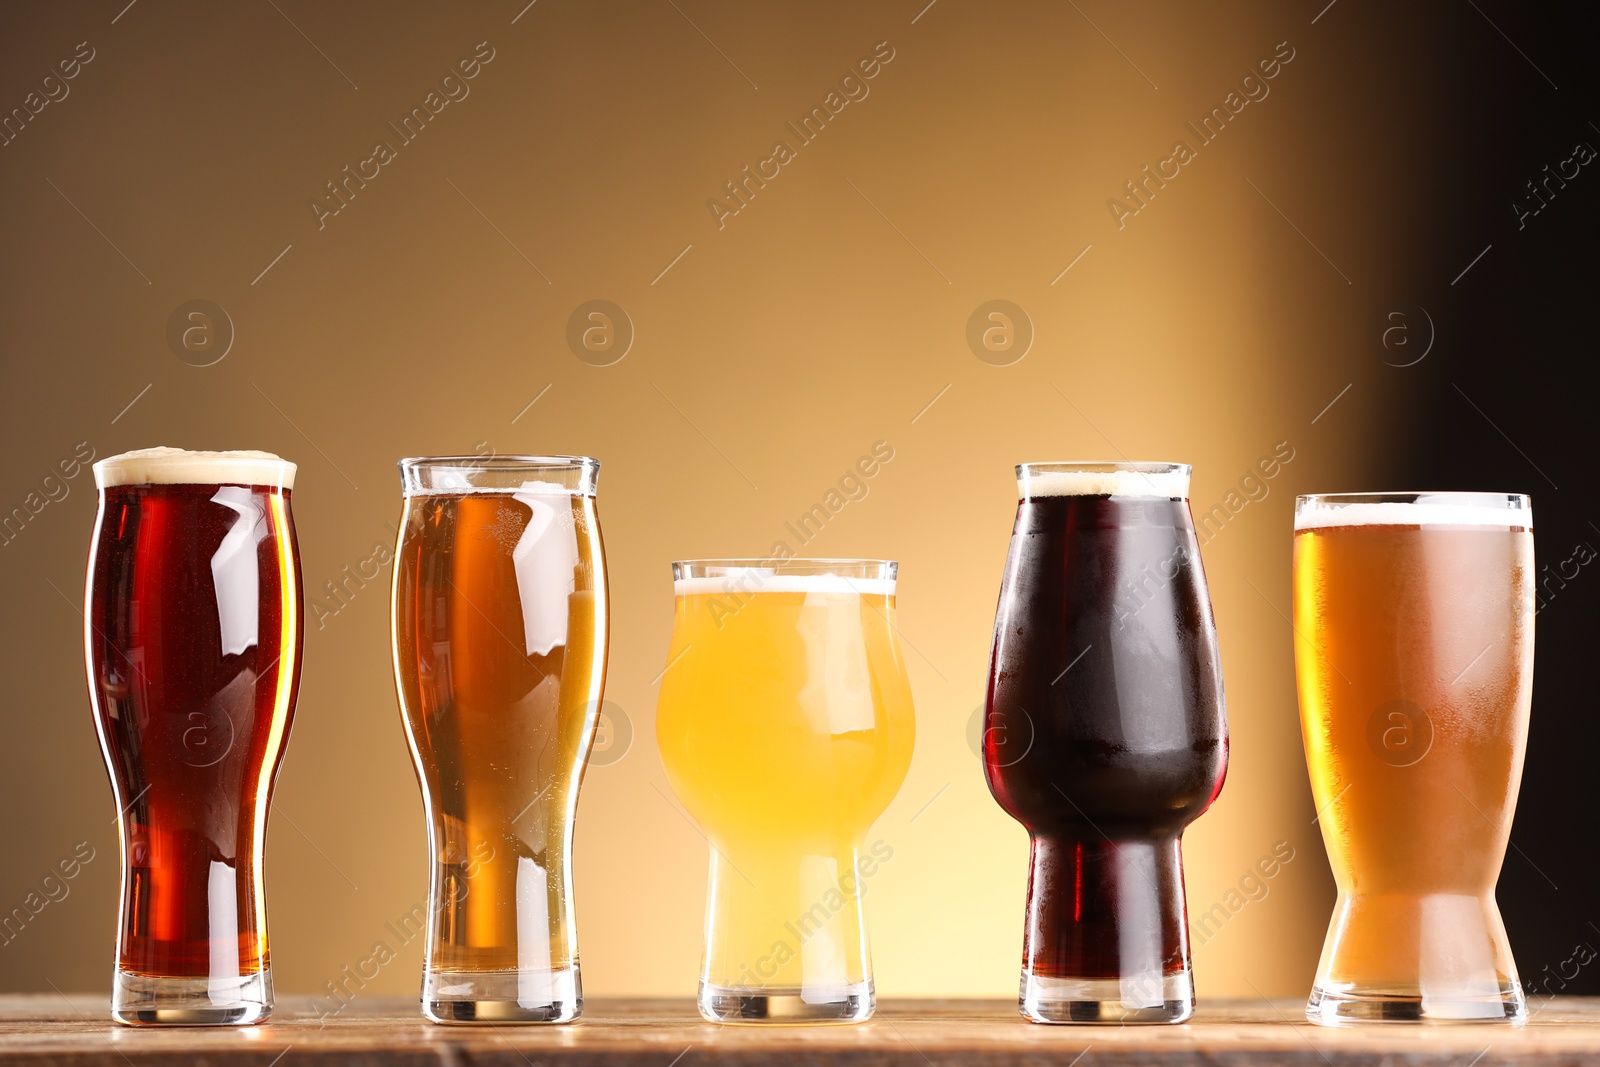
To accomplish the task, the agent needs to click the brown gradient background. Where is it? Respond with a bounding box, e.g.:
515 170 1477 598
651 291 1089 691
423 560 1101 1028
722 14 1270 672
0 1 1587 1003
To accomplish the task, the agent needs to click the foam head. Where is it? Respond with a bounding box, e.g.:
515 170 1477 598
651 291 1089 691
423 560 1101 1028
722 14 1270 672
94 447 296 490
1295 497 1532 531
1018 463 1191 500
674 570 895 597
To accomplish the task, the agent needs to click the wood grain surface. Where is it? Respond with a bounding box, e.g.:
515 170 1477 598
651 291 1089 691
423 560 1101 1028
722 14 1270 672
4 996 1599 1066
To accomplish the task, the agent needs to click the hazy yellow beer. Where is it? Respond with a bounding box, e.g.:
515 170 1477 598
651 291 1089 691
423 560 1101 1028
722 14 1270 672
392 456 606 1024
656 560 914 1023
1294 492 1532 1024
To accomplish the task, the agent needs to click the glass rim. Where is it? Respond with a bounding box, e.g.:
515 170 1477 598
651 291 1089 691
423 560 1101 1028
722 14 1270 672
1296 491 1530 508
398 454 598 472
671 557 897 583
1295 491 1532 532
398 454 598 498
1016 461 1190 477
671 557 896 569
1016 461 1191 501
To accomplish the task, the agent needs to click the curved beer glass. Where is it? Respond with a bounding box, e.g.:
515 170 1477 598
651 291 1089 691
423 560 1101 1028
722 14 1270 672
86 448 302 1026
984 462 1227 1024
1294 492 1532 1024
656 559 915 1023
391 456 607 1024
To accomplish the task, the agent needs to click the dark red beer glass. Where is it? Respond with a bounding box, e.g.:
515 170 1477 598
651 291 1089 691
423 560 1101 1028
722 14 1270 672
85 448 302 1026
984 462 1227 1024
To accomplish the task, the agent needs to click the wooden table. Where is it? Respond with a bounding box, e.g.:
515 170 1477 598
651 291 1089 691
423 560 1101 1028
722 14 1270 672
6 996 1600 1065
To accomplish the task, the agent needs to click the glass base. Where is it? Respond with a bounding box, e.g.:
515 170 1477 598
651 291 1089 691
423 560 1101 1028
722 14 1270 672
423 966 582 1024
1307 983 1526 1025
1020 969 1194 1024
698 980 874 1024
112 969 272 1026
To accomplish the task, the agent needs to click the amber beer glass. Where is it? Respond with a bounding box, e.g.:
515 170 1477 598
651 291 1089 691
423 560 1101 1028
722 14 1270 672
392 456 606 1024
985 463 1227 1024
1295 493 1533 1024
85 448 302 1026
656 560 914 1024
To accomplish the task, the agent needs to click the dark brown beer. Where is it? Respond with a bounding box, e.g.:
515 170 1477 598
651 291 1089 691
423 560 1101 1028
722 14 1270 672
86 448 300 1026
984 463 1226 1024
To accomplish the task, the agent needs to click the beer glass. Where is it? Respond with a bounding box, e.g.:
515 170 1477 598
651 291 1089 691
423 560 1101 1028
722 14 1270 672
86 448 302 1026
984 462 1227 1024
392 456 606 1024
655 559 914 1023
1294 492 1533 1024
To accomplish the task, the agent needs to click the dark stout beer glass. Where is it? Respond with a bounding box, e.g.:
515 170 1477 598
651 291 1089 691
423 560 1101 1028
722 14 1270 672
392 457 606 1024
984 462 1227 1024
86 448 302 1026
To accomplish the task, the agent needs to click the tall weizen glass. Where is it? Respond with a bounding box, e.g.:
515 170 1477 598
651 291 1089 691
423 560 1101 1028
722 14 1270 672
392 456 607 1024
984 462 1227 1024
86 447 302 1026
656 559 915 1023
1295 492 1533 1024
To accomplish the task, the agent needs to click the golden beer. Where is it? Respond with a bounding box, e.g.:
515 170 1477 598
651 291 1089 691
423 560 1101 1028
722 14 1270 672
656 560 914 1023
1293 493 1532 1024
392 457 606 1023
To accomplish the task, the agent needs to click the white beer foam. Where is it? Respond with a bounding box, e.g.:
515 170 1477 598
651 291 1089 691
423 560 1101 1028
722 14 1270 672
675 573 895 597
95 447 295 490
405 477 582 497
1295 501 1530 531
1021 467 1189 499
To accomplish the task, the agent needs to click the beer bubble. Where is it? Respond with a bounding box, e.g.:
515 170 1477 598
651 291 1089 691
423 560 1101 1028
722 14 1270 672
166 300 234 367
588 699 633 767
566 299 633 367
966 299 1032 366
1367 699 1433 767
